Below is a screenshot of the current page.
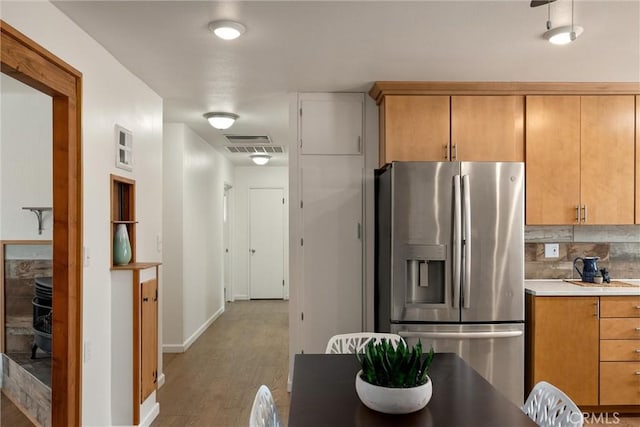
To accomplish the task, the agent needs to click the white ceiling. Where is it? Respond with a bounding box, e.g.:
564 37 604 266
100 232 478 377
52 1 640 166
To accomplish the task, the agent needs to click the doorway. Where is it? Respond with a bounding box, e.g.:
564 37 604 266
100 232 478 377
223 184 232 302
249 188 284 299
1 21 83 426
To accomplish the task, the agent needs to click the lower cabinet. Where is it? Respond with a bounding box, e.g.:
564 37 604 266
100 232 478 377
599 297 640 406
525 295 599 406
526 294 640 409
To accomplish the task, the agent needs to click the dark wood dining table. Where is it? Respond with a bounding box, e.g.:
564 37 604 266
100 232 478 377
288 352 537 427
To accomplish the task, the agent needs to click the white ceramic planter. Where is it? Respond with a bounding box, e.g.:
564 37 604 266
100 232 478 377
355 370 432 414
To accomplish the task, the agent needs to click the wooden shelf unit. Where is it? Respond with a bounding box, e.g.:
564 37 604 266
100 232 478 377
110 174 136 266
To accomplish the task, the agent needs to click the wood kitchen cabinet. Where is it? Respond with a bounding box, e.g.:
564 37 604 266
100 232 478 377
380 95 449 163
525 294 599 406
599 296 640 406
636 96 640 224
526 95 635 225
450 96 524 162
379 95 524 166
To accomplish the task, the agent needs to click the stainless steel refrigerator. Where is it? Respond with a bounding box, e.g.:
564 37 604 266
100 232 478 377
375 161 525 406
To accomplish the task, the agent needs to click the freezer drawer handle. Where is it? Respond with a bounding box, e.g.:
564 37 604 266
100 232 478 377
398 330 523 339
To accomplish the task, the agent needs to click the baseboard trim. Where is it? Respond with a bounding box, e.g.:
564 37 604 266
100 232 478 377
234 295 250 300
162 306 225 353
157 373 166 388
139 402 160 427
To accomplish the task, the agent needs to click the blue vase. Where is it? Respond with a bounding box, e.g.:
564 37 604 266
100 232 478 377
113 224 132 265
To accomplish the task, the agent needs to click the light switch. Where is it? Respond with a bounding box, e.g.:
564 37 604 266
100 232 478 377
84 341 92 363
544 243 559 258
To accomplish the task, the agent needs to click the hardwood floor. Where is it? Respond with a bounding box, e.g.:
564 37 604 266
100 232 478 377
152 300 290 427
1 392 34 427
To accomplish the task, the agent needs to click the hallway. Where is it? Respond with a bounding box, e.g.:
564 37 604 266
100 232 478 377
152 300 290 426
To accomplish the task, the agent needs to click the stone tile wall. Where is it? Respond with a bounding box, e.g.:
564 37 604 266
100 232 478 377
525 225 640 280
1 353 51 427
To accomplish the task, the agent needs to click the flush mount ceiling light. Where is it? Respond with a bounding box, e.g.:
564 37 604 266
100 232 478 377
539 0 583 45
203 112 239 130
544 25 584 45
208 20 246 40
250 154 271 166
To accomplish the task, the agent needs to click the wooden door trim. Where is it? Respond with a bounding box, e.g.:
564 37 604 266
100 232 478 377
1 20 83 427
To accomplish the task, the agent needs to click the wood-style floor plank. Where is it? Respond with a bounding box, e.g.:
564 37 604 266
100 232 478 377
152 300 290 427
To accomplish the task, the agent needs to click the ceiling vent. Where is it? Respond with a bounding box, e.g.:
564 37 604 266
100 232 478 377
225 145 285 154
224 135 272 145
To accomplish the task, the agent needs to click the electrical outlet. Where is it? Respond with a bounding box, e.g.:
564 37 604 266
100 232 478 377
544 243 559 258
83 246 91 267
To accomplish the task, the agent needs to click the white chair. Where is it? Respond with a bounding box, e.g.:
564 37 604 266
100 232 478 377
249 385 282 427
325 332 405 354
522 381 584 427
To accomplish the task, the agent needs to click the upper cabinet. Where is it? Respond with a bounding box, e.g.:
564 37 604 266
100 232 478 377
378 94 524 165
525 96 582 225
451 96 524 162
299 93 363 155
380 96 450 162
526 95 635 225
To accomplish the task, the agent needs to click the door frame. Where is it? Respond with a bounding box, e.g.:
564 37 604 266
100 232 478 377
1 20 83 426
223 183 233 302
248 187 285 299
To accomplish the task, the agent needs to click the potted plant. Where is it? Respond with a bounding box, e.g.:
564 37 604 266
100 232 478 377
355 339 435 414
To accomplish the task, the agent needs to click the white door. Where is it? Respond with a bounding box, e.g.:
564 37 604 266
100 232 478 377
301 156 363 353
223 185 232 301
249 188 285 299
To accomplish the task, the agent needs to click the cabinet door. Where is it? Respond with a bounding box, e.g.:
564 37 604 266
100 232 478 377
300 155 363 354
141 278 158 402
451 96 524 161
529 296 599 406
580 96 635 224
381 95 449 164
636 96 639 224
299 93 363 155
525 96 581 225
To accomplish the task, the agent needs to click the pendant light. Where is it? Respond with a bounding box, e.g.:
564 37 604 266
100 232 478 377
543 0 583 45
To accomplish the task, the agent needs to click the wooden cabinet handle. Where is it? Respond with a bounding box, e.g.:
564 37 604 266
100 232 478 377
452 144 458 160
443 144 448 160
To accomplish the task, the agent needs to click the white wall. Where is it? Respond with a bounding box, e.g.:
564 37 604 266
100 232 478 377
162 123 234 351
0 3 163 425
0 78 53 240
232 166 289 300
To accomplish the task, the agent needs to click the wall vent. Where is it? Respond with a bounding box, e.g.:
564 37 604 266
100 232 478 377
224 135 272 145
225 145 285 154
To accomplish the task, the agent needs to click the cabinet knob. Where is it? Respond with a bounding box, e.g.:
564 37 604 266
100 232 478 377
143 297 149 302
635 371 640 376
635 327 640 332
635 349 640 353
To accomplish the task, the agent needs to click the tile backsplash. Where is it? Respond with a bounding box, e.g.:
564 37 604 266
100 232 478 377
524 225 640 280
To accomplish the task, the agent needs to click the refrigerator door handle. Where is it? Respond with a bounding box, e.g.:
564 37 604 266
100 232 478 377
398 330 523 339
452 175 462 309
462 174 471 309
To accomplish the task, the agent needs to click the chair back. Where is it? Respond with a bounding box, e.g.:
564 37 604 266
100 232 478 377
522 381 584 427
325 332 404 354
249 385 282 427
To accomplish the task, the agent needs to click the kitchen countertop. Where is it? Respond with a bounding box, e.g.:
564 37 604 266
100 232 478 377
525 279 640 296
